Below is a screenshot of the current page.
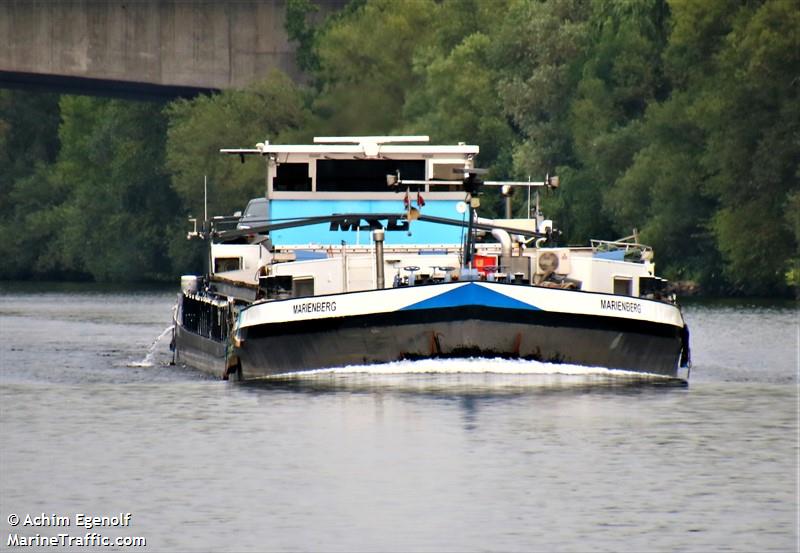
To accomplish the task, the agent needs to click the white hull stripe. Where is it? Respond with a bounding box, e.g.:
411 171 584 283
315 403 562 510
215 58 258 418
237 282 684 330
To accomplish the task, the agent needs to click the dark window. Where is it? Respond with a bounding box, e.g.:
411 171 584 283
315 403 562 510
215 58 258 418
613 277 632 296
215 257 241 272
316 160 425 192
293 276 314 298
273 163 311 191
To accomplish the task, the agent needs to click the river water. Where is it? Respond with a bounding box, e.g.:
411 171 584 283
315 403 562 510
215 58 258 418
0 283 797 552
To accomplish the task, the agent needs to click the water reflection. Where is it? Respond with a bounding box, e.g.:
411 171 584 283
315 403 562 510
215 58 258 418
239 363 687 398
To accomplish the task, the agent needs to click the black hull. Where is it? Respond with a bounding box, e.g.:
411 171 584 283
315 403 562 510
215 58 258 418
173 321 228 378
235 306 683 379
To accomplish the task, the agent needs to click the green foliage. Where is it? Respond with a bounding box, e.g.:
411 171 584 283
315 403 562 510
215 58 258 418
165 73 312 219
0 90 60 191
571 0 669 179
403 25 515 173
610 0 799 293
1 0 797 296
0 94 180 281
309 0 515 216
497 0 592 174
0 90 63 279
698 0 799 293
605 85 720 281
310 0 441 134
285 0 322 72
786 190 800 289
53 97 179 281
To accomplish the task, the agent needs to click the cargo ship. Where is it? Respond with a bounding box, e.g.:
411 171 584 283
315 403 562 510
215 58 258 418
172 136 690 380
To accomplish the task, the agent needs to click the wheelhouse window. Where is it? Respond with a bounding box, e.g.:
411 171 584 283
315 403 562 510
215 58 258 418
273 163 312 191
316 159 425 192
429 163 465 191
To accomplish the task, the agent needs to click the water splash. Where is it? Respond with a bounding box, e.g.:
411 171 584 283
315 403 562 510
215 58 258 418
128 325 174 368
280 357 663 377
254 357 683 394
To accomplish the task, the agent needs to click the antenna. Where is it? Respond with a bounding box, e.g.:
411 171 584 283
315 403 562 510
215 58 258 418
203 175 212 276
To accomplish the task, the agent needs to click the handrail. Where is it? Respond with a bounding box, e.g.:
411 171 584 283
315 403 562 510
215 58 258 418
590 239 652 252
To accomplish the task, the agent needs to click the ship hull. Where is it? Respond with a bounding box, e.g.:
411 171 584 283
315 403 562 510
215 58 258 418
231 282 686 379
236 309 681 378
173 316 228 378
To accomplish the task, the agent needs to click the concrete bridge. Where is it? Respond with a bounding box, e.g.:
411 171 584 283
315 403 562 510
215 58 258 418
0 1 337 98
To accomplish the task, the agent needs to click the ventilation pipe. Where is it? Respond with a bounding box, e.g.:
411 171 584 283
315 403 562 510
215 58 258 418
476 216 512 259
491 228 512 259
373 228 385 289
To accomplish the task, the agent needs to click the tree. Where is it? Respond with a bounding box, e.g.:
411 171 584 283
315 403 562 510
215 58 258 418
563 1 672 245
697 0 800 293
166 72 312 220
1 0 795 295
310 0 441 134
285 0 322 73
612 0 800 294
402 6 516 173
45 96 180 281
0 90 62 279
606 91 722 287
496 0 592 175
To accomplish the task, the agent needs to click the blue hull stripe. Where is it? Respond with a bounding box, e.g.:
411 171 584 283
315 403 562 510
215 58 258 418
400 283 541 312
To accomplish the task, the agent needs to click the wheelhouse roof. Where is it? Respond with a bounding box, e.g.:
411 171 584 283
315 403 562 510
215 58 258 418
220 136 479 158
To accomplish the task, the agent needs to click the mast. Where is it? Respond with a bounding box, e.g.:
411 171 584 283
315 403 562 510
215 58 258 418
460 168 486 268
